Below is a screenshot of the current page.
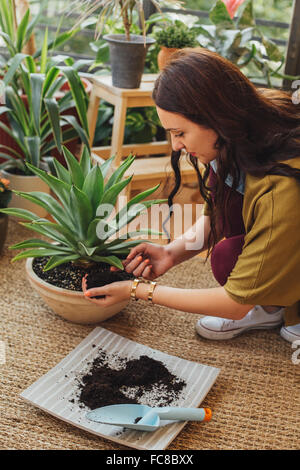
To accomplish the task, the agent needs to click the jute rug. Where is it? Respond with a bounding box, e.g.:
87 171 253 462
0 219 299 450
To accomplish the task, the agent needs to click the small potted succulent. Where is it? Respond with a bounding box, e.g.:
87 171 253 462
0 176 12 255
153 20 198 70
0 146 165 323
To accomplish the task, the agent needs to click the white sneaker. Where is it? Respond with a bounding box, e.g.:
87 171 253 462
280 324 300 344
195 305 284 340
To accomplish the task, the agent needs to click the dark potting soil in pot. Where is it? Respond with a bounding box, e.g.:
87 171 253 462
71 349 186 410
32 256 133 297
4 167 27 175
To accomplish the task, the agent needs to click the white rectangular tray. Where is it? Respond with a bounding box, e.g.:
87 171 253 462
20 327 220 450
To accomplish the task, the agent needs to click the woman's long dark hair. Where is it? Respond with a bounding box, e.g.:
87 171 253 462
153 48 300 256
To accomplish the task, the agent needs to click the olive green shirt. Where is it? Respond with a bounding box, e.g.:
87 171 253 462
204 157 300 325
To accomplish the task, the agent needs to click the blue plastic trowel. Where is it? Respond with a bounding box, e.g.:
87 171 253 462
86 404 212 432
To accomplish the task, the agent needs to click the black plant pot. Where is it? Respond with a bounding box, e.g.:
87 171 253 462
104 34 156 89
0 213 8 255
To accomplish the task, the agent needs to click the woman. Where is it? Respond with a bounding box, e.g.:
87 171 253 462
83 48 300 343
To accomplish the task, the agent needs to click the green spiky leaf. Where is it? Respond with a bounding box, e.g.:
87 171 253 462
82 164 104 213
44 98 62 153
99 154 115 178
43 254 81 271
105 154 135 191
26 163 71 207
90 254 124 270
70 185 93 238
0 207 46 221
52 158 72 185
101 175 133 207
11 247 72 262
79 145 92 177
9 238 71 251
62 146 85 189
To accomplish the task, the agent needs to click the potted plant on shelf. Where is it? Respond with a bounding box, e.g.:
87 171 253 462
153 19 198 70
0 146 165 323
73 0 183 88
0 53 90 217
0 176 12 255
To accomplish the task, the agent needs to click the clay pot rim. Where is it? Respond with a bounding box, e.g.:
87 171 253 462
26 257 84 298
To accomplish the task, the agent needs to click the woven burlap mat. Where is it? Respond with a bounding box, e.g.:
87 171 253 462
0 219 299 450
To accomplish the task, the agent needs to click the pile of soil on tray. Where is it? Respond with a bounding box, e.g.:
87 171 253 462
32 256 133 293
72 349 186 410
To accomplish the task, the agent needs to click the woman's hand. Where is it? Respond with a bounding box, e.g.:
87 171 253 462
110 243 175 280
82 275 132 307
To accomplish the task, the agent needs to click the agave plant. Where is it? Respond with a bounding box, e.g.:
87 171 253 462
0 146 165 271
0 57 90 175
0 0 91 175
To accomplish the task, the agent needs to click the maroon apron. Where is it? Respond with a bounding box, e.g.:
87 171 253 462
208 167 246 286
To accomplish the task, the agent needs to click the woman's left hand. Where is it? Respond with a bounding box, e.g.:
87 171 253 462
82 275 132 307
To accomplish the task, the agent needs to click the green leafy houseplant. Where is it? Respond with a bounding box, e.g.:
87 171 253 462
0 146 165 271
194 0 299 87
153 19 198 49
152 18 198 70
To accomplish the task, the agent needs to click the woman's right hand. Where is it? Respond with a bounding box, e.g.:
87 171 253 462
110 243 175 280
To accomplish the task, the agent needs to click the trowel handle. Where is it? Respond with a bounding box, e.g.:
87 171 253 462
154 407 212 422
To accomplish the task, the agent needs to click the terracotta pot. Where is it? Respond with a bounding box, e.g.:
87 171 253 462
1 168 50 218
25 258 129 324
157 47 179 70
0 213 8 255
